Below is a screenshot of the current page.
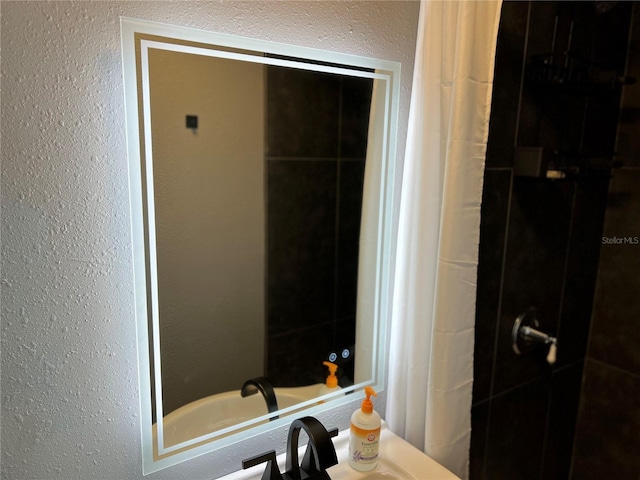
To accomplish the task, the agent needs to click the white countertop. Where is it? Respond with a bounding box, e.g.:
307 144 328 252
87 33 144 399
221 421 460 480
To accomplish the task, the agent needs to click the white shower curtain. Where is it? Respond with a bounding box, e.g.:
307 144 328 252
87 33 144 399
386 2 502 479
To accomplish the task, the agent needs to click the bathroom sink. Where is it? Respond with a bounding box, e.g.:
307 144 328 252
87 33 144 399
360 474 406 480
155 384 323 448
223 421 459 480
342 458 416 479
326 423 458 480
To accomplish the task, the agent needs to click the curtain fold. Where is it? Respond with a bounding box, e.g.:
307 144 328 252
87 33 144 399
386 2 502 479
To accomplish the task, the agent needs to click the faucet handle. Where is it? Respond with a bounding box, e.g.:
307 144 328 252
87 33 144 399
242 450 283 480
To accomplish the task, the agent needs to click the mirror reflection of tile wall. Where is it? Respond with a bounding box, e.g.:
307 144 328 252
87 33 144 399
266 66 373 388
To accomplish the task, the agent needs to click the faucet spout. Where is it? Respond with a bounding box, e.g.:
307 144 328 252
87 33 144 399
241 377 279 420
284 417 338 480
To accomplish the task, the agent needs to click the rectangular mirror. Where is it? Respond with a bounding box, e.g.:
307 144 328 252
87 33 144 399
121 17 400 474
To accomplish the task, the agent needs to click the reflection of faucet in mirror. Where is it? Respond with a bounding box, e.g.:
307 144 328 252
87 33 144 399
241 377 279 420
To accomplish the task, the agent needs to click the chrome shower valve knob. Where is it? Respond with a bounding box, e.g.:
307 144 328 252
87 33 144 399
512 308 558 365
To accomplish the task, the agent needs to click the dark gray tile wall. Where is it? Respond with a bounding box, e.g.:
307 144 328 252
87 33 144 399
267 160 337 335
571 3 640 477
265 66 373 387
617 7 640 170
571 360 640 478
266 67 340 159
558 178 610 366
543 363 584 479
571 143 640 478
587 174 640 373
485 1 528 168
472 169 512 402
492 178 574 395
472 2 636 479
484 378 550 480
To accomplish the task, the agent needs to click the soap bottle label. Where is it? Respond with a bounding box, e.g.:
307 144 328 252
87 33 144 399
349 424 380 467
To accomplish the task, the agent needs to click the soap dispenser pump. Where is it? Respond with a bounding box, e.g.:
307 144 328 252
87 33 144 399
348 386 381 471
318 361 342 400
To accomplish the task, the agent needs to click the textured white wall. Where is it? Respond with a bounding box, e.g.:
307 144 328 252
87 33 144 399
0 1 419 479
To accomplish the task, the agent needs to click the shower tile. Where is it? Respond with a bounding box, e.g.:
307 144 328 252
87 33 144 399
558 178 609 366
267 322 335 387
340 76 374 159
267 66 340 158
333 317 357 387
589 170 640 373
571 359 640 479
473 3 639 480
492 177 574 396
516 1 558 149
526 1 560 58
579 5 631 159
522 85 560 153
617 21 640 170
267 160 337 335
616 110 640 169
486 1 529 168
542 362 584 480
484 378 550 480
515 95 538 152
470 401 489 480
336 160 365 320
581 95 622 158
473 169 512 403
333 317 357 348
556 94 587 155
568 3 598 63
590 1 633 72
630 2 640 66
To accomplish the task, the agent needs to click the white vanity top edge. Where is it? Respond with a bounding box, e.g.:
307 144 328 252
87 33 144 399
220 420 460 480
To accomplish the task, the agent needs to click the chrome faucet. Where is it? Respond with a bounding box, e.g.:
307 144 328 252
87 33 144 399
242 416 339 480
241 377 279 420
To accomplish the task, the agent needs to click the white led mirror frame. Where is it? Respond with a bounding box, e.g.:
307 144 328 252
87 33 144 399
121 17 400 474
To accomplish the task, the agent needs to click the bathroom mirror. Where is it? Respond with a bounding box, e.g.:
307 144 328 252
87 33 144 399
122 17 400 474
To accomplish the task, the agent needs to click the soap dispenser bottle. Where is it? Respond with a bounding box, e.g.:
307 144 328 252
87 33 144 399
349 386 381 471
317 361 342 400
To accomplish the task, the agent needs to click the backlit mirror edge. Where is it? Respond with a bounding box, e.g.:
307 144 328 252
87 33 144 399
121 17 154 473
121 16 401 475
